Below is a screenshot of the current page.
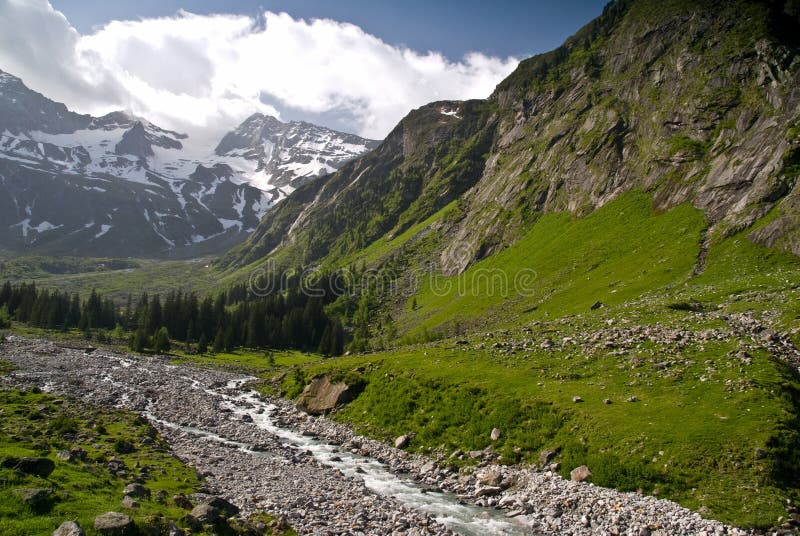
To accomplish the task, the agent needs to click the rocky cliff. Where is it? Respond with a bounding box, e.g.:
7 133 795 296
220 0 800 274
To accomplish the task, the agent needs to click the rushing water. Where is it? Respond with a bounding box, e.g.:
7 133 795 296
211 380 528 536
96 360 528 536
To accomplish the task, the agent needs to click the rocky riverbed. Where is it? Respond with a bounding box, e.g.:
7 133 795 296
0 335 751 535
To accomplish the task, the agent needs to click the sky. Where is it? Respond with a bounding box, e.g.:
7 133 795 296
0 0 608 144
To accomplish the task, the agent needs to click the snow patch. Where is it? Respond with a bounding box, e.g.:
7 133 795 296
94 224 112 239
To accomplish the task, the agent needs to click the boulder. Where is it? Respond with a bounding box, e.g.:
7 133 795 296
93 512 135 535
52 521 85 536
475 485 502 497
478 470 503 487
395 434 411 449
14 487 50 507
120 496 139 509
205 496 239 516
570 465 592 482
2 457 55 477
187 504 220 524
122 483 150 499
173 493 193 509
490 428 501 441
296 375 356 415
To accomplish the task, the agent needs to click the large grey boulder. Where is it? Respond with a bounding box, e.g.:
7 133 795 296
2 457 55 477
570 465 592 482
296 375 356 415
52 521 85 536
93 512 135 535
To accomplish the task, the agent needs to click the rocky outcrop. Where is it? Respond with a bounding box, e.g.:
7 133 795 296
223 0 800 277
295 375 356 415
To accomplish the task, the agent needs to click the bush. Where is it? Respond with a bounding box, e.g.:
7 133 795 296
50 414 79 435
153 327 171 353
129 329 148 353
0 305 11 328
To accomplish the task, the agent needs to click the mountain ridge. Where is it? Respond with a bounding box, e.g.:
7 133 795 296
220 0 800 274
0 70 377 258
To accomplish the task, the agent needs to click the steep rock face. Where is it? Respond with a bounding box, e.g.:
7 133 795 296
219 100 497 267
439 0 800 273
223 0 800 274
114 122 155 159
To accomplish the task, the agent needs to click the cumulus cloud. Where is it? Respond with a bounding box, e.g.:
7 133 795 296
0 0 518 142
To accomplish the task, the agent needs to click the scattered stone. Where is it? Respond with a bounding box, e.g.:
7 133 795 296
52 521 85 536
173 494 193 510
538 449 558 466
626 396 639 403
603 398 612 404
120 495 139 509
570 465 592 482
122 483 150 499
591 301 605 310
13 487 50 507
572 396 583 403
1 457 55 477
395 434 411 449
93 512 135 535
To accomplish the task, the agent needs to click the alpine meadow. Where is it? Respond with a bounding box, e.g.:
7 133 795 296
1 0 800 535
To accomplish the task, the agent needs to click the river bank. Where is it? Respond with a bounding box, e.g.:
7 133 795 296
0 335 748 535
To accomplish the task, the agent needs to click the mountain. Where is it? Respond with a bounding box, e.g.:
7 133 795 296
220 0 800 273
0 71 377 258
215 113 380 192
211 1 800 528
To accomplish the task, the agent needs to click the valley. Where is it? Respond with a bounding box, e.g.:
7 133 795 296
1 0 800 534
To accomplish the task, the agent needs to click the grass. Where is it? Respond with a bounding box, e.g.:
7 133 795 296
0 388 201 535
278 320 799 528
334 200 459 269
0 258 220 303
170 347 322 375
266 191 800 529
401 191 706 337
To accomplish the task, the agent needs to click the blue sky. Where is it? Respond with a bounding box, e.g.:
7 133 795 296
1 1 608 142
52 0 609 62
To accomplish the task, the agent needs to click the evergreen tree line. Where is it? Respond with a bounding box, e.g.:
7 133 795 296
0 281 117 331
0 278 346 356
124 285 345 355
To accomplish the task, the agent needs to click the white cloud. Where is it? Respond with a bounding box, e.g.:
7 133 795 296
0 1 518 142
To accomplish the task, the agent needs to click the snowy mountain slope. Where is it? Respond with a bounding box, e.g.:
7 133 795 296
0 69 377 257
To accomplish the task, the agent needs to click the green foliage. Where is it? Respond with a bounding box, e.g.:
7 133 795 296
197 333 208 354
0 305 10 329
153 327 171 353
48 414 78 436
667 135 710 160
129 328 149 353
404 191 706 337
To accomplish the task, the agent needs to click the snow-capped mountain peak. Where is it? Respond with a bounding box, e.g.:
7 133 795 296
0 69 379 257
